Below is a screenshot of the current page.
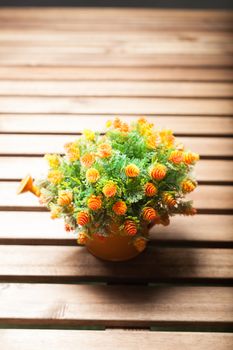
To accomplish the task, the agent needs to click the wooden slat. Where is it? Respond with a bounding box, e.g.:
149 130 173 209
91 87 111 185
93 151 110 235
0 67 233 81
0 53 232 67
0 157 232 184
0 283 232 327
0 81 232 98
0 245 232 282
1 330 233 350
1 115 233 136
0 97 232 115
0 134 232 157
0 182 232 213
0 212 232 245
0 9 232 32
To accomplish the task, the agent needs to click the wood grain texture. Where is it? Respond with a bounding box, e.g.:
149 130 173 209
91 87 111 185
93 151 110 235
0 157 232 183
0 97 232 115
0 245 232 282
0 67 233 81
0 212 232 245
0 81 232 98
0 283 232 327
1 330 233 350
0 182 232 213
1 115 232 135
0 134 232 157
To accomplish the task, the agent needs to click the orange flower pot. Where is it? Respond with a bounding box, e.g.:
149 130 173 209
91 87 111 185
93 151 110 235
85 222 148 262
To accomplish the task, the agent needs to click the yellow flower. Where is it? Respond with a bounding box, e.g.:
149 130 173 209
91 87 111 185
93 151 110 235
160 129 175 148
86 168 100 183
182 179 196 193
106 120 112 128
44 154 60 169
50 205 62 219
47 170 63 184
64 142 80 162
83 129 95 141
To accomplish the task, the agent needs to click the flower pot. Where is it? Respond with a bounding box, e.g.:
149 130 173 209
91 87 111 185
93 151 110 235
85 222 148 262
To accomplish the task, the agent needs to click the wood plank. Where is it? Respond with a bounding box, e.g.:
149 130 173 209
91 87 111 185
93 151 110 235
1 115 233 135
0 245 232 282
1 330 233 350
0 283 232 327
0 81 232 98
0 97 232 115
0 53 232 67
1 115 232 136
0 9 232 32
0 212 232 245
0 157 232 184
0 134 232 157
0 182 232 212
0 67 233 82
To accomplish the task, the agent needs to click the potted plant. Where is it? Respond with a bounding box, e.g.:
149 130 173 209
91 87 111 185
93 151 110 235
17 117 199 261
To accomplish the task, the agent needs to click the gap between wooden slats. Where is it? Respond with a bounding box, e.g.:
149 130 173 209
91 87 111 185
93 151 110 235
1 330 233 350
0 212 232 246
0 134 232 157
0 284 232 328
0 158 232 184
0 81 232 98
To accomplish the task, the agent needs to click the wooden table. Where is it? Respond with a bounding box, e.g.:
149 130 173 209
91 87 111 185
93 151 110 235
0 8 233 349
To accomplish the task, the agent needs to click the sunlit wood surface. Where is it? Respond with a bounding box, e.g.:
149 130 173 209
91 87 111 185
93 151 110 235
0 8 233 350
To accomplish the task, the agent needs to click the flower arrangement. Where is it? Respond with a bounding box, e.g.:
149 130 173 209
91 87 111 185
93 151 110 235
28 117 199 256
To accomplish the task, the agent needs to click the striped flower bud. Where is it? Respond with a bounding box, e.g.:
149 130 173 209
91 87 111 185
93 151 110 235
57 190 73 206
86 168 100 183
169 150 183 164
125 164 140 178
182 179 196 193
162 192 176 207
87 195 102 211
144 183 157 197
124 220 137 236
102 182 117 198
112 201 127 215
142 207 158 221
133 237 147 252
80 153 95 168
149 164 167 181
76 212 90 226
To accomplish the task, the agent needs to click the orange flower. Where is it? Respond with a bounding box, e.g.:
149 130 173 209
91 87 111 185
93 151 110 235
77 232 88 245
137 117 147 125
169 150 183 164
183 207 197 216
80 153 95 168
120 122 129 133
64 223 73 232
144 183 157 197
182 179 196 193
57 190 73 206
64 142 80 162
76 211 90 226
47 170 63 184
149 164 167 181
124 220 137 236
112 201 127 215
87 195 102 211
183 152 199 165
103 182 117 197
142 207 158 221
113 117 122 129
97 143 112 158
162 192 176 207
86 168 100 183
133 237 147 252
125 164 140 178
